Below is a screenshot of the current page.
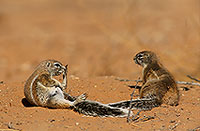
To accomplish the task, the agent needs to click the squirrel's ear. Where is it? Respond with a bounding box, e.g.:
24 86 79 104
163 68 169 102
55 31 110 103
46 62 51 67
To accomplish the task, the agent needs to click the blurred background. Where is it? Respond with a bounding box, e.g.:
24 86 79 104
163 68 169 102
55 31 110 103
0 0 199 82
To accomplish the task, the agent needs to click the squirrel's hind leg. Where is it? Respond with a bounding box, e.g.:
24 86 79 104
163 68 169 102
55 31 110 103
47 87 87 109
47 87 74 108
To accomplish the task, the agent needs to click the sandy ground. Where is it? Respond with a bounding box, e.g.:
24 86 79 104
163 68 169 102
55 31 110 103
0 0 200 130
0 77 200 131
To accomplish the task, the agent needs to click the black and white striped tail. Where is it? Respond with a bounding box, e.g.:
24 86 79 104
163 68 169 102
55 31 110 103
108 97 160 111
72 100 129 117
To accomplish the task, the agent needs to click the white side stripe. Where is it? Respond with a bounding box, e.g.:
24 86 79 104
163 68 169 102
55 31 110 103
30 74 39 105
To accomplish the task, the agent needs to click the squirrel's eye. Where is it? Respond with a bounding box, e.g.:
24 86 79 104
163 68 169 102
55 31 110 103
54 63 61 68
137 54 143 59
46 62 51 67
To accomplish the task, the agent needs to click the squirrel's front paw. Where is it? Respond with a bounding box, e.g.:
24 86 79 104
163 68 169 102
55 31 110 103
74 93 88 105
78 93 88 101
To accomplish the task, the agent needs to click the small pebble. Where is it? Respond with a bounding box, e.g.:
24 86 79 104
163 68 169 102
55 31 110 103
170 120 175 123
50 119 55 122
8 122 13 129
75 122 79 126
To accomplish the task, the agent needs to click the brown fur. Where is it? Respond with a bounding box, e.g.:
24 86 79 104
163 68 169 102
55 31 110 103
24 59 84 108
24 60 130 117
134 51 179 106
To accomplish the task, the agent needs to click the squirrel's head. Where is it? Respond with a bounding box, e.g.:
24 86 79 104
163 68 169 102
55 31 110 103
134 51 158 67
39 60 67 76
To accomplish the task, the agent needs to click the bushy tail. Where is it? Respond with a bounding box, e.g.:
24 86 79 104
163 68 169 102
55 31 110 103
108 97 161 111
72 100 130 117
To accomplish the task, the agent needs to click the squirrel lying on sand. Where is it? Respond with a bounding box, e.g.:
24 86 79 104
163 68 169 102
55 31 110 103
24 59 130 117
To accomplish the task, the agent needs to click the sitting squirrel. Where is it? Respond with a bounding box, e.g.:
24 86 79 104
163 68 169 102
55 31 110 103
24 60 130 117
108 51 180 110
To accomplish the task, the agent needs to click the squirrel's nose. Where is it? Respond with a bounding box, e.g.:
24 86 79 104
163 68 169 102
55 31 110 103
133 57 139 65
133 56 137 62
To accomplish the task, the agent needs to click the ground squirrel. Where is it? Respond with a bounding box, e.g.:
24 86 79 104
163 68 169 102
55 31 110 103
109 51 179 110
24 59 130 117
